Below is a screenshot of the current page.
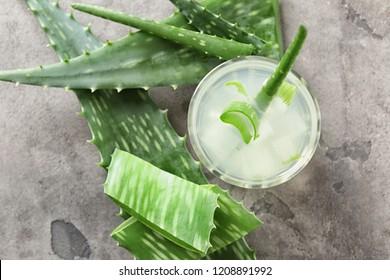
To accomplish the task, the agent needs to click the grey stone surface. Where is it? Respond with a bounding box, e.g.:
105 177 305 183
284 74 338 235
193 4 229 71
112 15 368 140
0 0 389 260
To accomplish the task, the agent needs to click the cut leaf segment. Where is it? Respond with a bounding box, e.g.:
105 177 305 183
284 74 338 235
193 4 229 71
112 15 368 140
105 149 219 254
106 149 262 257
112 217 257 260
220 101 260 144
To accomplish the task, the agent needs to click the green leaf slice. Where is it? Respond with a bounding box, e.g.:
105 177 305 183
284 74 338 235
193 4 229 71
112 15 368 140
201 184 262 252
112 217 201 260
204 238 256 260
105 149 219 254
225 80 248 97
276 81 297 106
112 217 257 260
107 151 261 258
220 101 260 144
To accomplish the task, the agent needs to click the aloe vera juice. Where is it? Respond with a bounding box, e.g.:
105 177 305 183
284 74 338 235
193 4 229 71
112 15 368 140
188 57 320 188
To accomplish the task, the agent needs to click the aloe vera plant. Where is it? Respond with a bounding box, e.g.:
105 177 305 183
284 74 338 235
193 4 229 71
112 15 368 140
72 3 255 60
0 0 282 90
20 0 273 259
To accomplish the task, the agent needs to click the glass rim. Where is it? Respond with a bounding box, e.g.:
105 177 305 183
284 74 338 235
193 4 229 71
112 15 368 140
188 55 321 189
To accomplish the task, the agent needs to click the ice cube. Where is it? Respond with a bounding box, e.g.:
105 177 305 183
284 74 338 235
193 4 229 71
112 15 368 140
269 106 308 139
199 121 243 166
264 98 289 122
271 134 301 163
240 139 285 178
257 115 274 141
223 147 246 178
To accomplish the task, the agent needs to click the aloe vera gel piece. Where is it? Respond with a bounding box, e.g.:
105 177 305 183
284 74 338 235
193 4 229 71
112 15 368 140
188 56 321 188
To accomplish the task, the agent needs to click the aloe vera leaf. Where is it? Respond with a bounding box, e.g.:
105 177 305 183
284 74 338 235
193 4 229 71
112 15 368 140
106 150 261 255
72 3 255 60
112 217 257 260
220 101 260 144
105 149 219 254
0 37 219 89
204 238 256 260
112 217 202 260
256 25 307 102
168 0 266 53
111 184 261 259
204 0 283 59
25 0 256 260
201 184 262 252
0 0 282 90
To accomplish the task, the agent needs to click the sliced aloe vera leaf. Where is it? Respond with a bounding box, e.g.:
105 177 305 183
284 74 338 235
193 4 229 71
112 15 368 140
282 153 301 164
168 0 266 53
276 81 297 106
105 149 219 254
204 238 256 260
112 217 202 260
112 217 257 260
107 151 261 257
72 3 255 60
219 81 296 144
220 101 260 144
0 0 282 90
225 80 248 97
201 184 262 252
110 183 261 259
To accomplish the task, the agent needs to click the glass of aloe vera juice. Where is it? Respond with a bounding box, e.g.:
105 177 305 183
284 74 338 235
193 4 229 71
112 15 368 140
188 27 320 189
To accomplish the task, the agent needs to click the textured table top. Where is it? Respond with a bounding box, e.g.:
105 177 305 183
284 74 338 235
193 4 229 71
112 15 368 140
0 0 389 259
